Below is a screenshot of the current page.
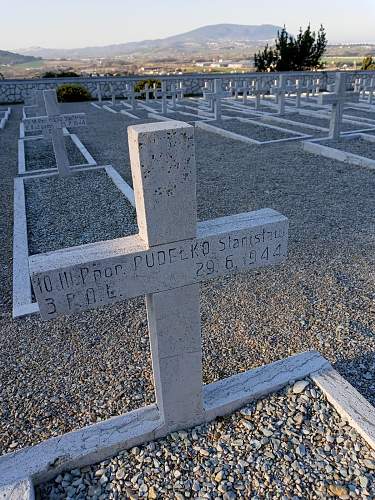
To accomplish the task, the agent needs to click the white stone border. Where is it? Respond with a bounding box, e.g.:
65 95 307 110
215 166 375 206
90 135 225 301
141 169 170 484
12 178 39 319
102 104 117 114
195 119 311 145
2 351 374 498
120 109 140 120
0 107 11 129
18 133 96 177
0 351 329 488
104 166 135 207
312 369 375 449
12 167 135 319
303 134 375 170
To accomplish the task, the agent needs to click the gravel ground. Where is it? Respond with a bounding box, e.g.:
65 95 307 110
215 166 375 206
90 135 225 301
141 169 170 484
208 118 300 141
65 102 155 186
221 112 325 138
25 169 137 254
279 112 365 133
0 101 374 458
38 379 375 499
162 111 209 122
324 137 375 160
99 103 153 121
24 135 87 171
344 107 375 121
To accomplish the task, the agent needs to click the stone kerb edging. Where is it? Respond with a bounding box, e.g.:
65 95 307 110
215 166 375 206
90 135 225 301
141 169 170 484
12 166 135 319
0 107 11 129
1 351 375 499
17 131 96 176
303 133 375 170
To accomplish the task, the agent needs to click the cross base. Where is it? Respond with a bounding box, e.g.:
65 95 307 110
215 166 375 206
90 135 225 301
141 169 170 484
0 351 330 489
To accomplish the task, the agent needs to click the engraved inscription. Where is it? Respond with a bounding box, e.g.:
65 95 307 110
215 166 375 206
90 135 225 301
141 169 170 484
23 113 87 134
31 219 288 320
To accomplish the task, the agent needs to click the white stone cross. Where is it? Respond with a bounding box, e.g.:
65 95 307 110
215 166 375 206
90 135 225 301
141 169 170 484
271 75 287 115
364 77 375 105
23 90 87 177
170 82 177 111
30 121 288 431
203 79 230 120
319 72 360 140
24 89 45 116
110 84 116 106
250 80 264 110
143 83 152 102
123 84 139 111
294 80 310 108
96 83 102 103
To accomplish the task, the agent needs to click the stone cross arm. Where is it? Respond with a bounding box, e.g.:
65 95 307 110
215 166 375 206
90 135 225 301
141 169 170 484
318 91 359 105
23 112 87 135
30 208 288 320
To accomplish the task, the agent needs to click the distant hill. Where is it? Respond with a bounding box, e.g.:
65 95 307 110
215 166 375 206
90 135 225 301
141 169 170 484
0 50 41 65
17 24 282 59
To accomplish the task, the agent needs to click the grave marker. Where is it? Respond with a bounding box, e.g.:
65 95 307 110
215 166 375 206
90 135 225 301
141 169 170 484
319 73 360 139
110 84 116 106
23 90 87 177
30 121 288 430
96 83 102 103
272 75 287 115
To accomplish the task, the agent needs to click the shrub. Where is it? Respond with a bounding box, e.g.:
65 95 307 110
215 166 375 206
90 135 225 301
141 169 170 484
42 71 80 78
362 56 375 70
255 25 327 72
134 79 161 98
57 84 91 102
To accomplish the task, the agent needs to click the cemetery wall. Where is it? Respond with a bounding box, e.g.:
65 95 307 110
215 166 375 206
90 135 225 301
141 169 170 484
1 70 374 104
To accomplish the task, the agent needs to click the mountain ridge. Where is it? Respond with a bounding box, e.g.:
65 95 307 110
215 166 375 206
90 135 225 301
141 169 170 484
0 49 41 65
15 24 282 59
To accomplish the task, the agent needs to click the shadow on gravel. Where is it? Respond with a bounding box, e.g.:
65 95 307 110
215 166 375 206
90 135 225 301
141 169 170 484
334 351 375 407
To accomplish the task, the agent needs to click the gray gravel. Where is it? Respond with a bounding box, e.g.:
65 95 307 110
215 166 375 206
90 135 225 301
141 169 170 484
38 379 375 499
280 112 364 133
325 137 375 160
344 107 375 121
25 169 137 254
0 101 374 458
24 135 87 171
208 118 299 141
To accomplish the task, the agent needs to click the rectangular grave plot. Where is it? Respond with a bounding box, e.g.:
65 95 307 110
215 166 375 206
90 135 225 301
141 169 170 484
25 169 138 255
320 136 375 160
344 107 375 121
207 118 303 142
24 135 87 171
162 111 210 122
283 112 362 132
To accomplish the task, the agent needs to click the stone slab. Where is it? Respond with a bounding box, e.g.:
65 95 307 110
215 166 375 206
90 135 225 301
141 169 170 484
30 209 288 319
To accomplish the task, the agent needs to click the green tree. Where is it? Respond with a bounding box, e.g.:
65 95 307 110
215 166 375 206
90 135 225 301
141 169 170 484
254 25 327 72
362 56 375 70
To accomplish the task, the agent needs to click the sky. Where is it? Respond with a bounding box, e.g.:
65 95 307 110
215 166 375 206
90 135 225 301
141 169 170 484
1 0 374 50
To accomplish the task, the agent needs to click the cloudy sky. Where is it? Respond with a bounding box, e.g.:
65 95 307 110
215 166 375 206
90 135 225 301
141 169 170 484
1 0 374 50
